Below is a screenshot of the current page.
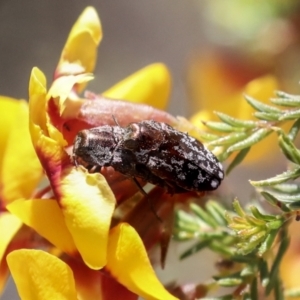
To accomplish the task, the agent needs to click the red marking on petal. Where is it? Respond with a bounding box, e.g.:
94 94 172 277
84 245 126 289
47 98 64 132
34 145 71 202
101 272 138 300
62 119 94 146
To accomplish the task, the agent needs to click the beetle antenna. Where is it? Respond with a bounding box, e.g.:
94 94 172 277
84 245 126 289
112 115 120 127
132 177 162 222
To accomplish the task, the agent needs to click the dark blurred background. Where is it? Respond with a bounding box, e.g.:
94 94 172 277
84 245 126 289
1 1 300 299
0 0 208 117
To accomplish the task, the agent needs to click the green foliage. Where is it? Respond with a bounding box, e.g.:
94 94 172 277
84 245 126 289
175 90 300 299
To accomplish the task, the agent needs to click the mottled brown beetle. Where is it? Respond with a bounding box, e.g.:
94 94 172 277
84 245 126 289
73 120 224 194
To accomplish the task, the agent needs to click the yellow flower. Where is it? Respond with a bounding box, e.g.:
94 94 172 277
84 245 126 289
0 96 43 295
188 51 281 163
4 7 178 300
7 224 176 300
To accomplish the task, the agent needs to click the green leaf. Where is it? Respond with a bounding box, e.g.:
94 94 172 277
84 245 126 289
190 203 219 228
249 206 276 222
226 147 251 175
278 130 300 164
266 219 284 230
240 265 255 277
273 277 284 300
197 131 220 142
259 192 290 212
250 167 300 186
215 111 257 129
217 149 233 162
244 95 282 113
208 132 249 146
271 96 300 107
244 215 265 227
276 90 300 101
217 278 243 287
288 118 300 141
258 258 270 287
227 128 272 152
180 240 212 260
250 277 258 300
243 293 251 300
279 108 300 120
266 232 290 295
260 190 300 203
272 183 300 194
258 230 278 255
203 121 240 133
209 241 235 256
232 198 246 217
285 200 300 209
231 254 257 264
254 111 282 121
175 210 199 229
206 201 228 226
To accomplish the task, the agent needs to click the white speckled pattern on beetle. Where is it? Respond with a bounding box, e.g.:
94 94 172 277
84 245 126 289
73 120 224 194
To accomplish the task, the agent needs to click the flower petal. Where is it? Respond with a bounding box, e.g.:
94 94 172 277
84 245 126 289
0 96 21 171
0 213 22 294
59 167 115 269
28 67 48 137
106 223 178 300
1 101 43 204
65 256 105 300
7 249 78 300
0 213 22 261
101 274 139 300
29 68 70 182
29 67 116 269
103 63 171 110
6 199 77 255
56 6 102 92
48 73 93 121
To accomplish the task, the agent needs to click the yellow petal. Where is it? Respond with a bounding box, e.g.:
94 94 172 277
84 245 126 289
0 96 21 171
57 7 102 92
6 199 77 255
0 213 22 295
0 213 23 260
28 67 71 182
103 63 171 110
29 122 69 183
48 73 93 116
7 249 78 300
1 101 43 204
28 67 48 137
189 110 214 131
60 167 116 269
106 223 178 300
